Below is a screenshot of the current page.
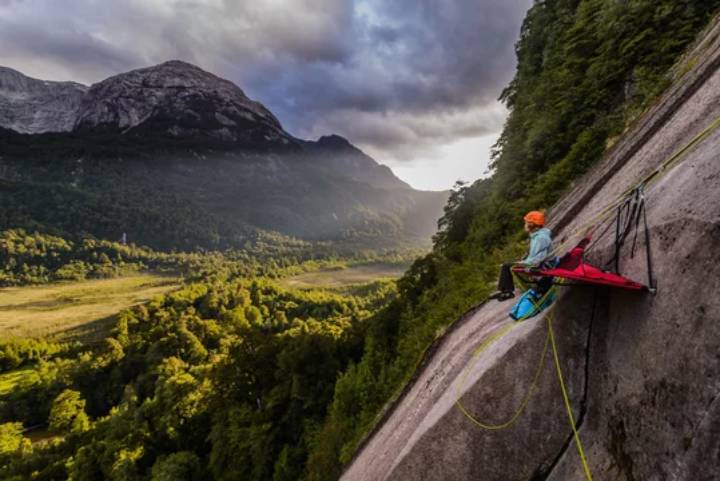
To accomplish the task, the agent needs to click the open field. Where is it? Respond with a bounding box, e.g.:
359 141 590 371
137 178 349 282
0 274 179 341
279 263 409 289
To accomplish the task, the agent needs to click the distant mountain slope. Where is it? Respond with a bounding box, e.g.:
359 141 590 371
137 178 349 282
0 62 448 250
0 66 87 134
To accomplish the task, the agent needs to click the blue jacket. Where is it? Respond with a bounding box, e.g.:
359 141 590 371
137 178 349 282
521 227 552 266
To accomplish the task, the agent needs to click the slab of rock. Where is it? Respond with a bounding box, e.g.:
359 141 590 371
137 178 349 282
342 290 598 481
545 48 720 481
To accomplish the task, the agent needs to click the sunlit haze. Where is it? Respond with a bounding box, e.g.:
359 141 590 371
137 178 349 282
373 130 502 191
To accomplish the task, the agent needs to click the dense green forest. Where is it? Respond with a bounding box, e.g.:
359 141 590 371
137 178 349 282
1 1 719 480
0 229 417 287
0 229 413 479
0 277 397 480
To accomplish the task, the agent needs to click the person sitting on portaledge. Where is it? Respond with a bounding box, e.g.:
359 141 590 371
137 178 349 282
491 211 553 301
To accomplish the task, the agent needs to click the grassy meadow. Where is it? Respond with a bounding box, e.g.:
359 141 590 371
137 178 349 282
278 262 409 289
0 274 179 342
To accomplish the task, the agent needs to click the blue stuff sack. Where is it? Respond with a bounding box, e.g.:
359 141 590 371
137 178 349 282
509 288 556 321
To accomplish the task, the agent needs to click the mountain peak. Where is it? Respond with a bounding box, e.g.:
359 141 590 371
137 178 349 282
104 60 238 92
0 61 294 150
157 59 203 70
0 65 88 95
316 134 355 150
73 60 290 147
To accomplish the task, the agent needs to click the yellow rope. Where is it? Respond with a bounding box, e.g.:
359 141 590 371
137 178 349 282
548 312 594 481
517 279 595 480
454 324 550 430
455 285 594 481
548 114 720 257
454 285 556 430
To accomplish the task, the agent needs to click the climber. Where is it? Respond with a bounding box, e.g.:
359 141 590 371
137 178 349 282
490 211 553 301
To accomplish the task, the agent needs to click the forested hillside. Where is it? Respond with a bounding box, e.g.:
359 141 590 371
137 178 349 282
0 229 415 287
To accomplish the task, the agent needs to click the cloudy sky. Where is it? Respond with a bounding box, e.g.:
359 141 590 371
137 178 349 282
0 0 533 190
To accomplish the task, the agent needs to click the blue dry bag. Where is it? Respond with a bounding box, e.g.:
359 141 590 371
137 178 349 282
509 288 556 321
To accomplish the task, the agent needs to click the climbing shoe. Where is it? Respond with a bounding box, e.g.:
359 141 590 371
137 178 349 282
489 291 514 301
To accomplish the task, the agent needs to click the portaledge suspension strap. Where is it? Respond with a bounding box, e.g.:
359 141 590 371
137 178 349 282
604 185 656 293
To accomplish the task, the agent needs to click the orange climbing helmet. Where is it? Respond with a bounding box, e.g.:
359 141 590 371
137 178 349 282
523 210 545 226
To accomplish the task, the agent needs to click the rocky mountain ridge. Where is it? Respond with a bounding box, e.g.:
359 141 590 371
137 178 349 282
0 61 294 149
0 66 87 134
0 61 446 249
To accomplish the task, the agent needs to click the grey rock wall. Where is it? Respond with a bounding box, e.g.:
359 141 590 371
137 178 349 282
73 60 290 145
544 29 720 479
0 61 290 147
0 66 86 133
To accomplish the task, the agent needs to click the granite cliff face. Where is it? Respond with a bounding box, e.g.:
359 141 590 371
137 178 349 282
0 61 447 249
73 61 294 149
0 61 293 149
0 66 87 134
340 15 720 481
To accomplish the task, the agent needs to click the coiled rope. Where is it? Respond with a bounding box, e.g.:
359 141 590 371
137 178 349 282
454 284 594 481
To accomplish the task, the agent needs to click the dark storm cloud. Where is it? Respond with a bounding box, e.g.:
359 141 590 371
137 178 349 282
244 0 533 157
0 0 532 161
0 19 142 79
325 0 524 110
0 0 356 82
